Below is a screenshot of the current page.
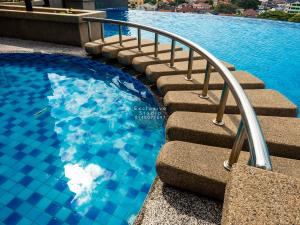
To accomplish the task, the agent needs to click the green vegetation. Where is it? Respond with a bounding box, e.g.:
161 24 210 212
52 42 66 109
144 0 157 4
288 13 300 22
213 0 259 14
232 0 260 9
214 3 238 14
129 3 136 8
258 11 300 22
258 11 292 20
205 0 214 5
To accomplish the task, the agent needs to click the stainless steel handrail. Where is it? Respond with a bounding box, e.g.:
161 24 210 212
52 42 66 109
83 17 272 171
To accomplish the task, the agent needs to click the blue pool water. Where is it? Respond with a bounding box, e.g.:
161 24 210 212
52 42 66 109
0 53 165 225
105 10 300 115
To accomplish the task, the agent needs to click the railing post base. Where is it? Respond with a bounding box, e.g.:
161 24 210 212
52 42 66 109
199 94 209 99
184 76 193 81
223 160 231 171
213 119 225 126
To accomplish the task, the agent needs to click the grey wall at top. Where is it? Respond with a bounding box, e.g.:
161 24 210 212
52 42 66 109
95 0 128 9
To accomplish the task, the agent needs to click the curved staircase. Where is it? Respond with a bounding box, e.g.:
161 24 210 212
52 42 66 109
83 17 300 225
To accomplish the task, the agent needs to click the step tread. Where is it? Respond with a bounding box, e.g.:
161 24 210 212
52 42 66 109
84 35 136 55
102 39 155 59
156 141 300 200
166 111 300 159
222 164 300 225
117 44 182 66
164 89 298 117
146 60 235 82
132 50 202 73
157 71 265 95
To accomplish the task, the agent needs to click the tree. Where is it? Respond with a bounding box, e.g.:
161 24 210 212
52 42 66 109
289 13 300 23
144 0 157 4
258 11 292 21
235 0 260 9
24 0 33 11
205 0 214 5
214 3 238 14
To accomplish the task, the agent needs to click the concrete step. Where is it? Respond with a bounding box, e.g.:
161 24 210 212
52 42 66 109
132 50 203 73
84 35 136 55
117 44 182 66
222 164 300 225
157 71 265 96
166 112 300 160
102 39 155 59
164 89 298 117
145 60 235 83
156 141 300 200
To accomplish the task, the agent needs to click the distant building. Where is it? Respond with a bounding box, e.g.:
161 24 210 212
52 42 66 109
136 2 157 10
286 1 300 13
128 0 144 7
275 3 289 11
217 0 230 4
96 0 128 9
177 2 211 12
243 8 258 16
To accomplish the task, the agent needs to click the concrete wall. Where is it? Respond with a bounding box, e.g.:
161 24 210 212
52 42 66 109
95 0 128 9
0 5 106 46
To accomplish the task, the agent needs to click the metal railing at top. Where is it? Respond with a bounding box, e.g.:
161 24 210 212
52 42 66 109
83 17 273 171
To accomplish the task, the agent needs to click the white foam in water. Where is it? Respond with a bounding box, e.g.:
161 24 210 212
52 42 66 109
64 163 107 206
114 139 141 171
60 145 77 162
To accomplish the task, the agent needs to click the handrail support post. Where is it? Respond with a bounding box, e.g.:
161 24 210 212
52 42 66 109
170 39 176 68
87 21 92 42
100 23 105 42
118 25 123 46
185 48 194 81
213 82 229 126
154 33 159 58
199 61 212 99
137 28 142 52
224 121 246 171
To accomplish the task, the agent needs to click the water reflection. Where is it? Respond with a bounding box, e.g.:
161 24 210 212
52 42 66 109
103 10 131 37
48 72 110 211
64 163 109 206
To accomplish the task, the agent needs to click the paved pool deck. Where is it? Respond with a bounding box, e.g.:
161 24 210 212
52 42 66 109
0 37 223 225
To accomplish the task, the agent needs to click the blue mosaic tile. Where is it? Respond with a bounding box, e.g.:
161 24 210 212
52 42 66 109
47 218 64 225
27 193 43 205
106 180 119 190
0 53 165 225
21 165 34 174
104 201 117 215
7 197 23 209
45 202 61 216
15 143 27 151
0 175 5 185
66 212 82 225
20 176 34 187
86 206 100 220
3 212 22 225
126 188 139 199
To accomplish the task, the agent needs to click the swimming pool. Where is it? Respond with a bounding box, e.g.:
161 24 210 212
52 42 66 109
105 10 300 115
0 53 165 225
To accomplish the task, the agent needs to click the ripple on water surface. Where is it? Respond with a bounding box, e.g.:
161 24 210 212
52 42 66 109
0 53 165 225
